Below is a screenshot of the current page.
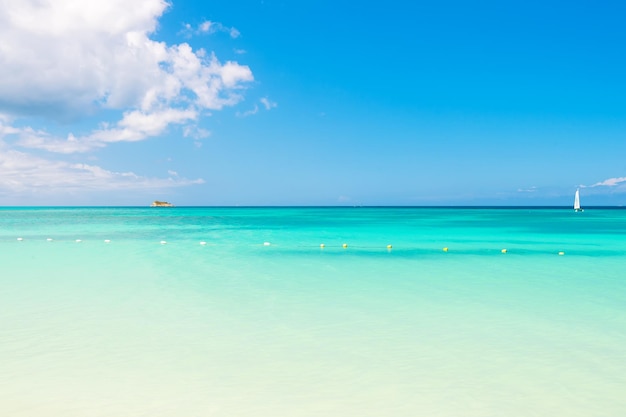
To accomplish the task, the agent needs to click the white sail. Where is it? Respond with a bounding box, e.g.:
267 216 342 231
574 189 581 211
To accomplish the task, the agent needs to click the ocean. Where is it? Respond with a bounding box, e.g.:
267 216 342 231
1 207 625 417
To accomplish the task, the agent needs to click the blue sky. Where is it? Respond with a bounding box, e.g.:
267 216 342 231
1 0 625 206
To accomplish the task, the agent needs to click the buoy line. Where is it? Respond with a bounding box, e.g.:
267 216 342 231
4 238 578 256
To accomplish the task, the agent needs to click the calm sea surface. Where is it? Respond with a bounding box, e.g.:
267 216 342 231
1 207 625 416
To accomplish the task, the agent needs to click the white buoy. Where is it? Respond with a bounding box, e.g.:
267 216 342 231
17 237 23 241
104 239 111 243
75 239 82 243
200 241 207 245
46 238 53 242
160 240 167 245
263 242 271 246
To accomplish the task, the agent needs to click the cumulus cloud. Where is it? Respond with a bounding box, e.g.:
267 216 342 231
0 0 255 198
1 0 160 118
0 1 253 121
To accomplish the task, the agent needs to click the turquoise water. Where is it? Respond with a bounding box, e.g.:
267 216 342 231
1 207 625 416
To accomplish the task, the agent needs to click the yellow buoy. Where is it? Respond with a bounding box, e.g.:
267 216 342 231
501 249 507 254
342 243 348 248
320 243 325 248
442 247 448 252
387 244 392 249
558 251 565 256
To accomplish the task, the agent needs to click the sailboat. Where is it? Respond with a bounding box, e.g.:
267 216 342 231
574 188 583 212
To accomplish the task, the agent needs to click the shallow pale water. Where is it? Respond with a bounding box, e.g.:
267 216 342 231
1 207 625 416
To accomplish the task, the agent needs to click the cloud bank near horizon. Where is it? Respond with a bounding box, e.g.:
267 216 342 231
0 0 251 196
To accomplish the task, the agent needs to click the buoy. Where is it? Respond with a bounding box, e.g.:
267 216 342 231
387 244 393 249
443 247 448 252
558 251 565 256
501 249 507 254
104 239 111 243
263 242 271 246
342 243 348 248
47 238 53 242
200 241 207 245
17 237 23 241
160 240 167 245
75 239 82 243
320 243 325 248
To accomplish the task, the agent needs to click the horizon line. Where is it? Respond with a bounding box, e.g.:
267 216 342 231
0 205 624 209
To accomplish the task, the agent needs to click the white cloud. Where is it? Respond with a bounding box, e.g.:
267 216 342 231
0 0 253 123
15 128 96 154
13 108 198 153
195 20 240 38
517 186 537 193
585 177 626 188
237 98 277 118
229 27 241 39
183 125 211 140
198 21 212 32
236 105 259 118
260 97 278 110
0 0 255 198
1 0 167 118
0 144 203 193
219 60 254 88
0 116 20 135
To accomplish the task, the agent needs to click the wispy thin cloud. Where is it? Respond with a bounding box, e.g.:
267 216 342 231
517 186 537 193
236 97 277 118
184 20 241 39
260 97 278 110
236 105 259 118
183 125 210 140
15 108 198 153
583 177 626 188
0 146 204 193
